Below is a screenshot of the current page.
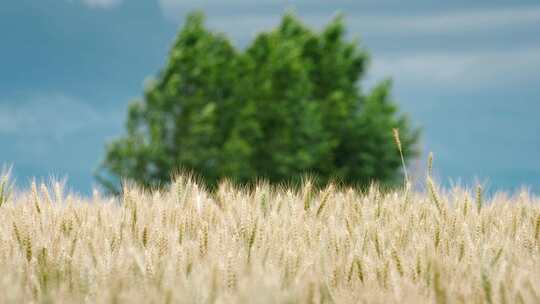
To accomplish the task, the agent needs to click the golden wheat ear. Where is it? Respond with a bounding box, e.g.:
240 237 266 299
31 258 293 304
427 152 434 177
392 128 409 188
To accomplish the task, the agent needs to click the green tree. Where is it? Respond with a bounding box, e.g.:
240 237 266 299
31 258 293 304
97 11 419 192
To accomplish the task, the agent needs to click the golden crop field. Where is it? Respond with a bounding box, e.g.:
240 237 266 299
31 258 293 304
0 173 539 303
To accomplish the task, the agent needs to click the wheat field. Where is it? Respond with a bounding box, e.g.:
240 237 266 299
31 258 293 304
0 173 539 304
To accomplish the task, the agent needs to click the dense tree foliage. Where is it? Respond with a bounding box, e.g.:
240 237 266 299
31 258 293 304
97 12 419 192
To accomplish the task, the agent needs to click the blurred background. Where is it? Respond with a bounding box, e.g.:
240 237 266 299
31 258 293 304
1 0 539 195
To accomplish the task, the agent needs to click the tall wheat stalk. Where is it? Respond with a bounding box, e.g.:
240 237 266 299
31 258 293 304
393 128 409 188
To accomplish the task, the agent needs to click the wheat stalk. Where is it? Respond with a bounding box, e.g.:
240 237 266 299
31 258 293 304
393 128 409 187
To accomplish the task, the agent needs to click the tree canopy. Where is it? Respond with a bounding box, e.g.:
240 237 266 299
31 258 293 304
97 12 419 192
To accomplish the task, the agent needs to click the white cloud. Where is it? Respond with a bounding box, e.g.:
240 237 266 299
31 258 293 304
158 0 287 12
0 94 102 141
348 6 540 35
368 47 540 88
157 3 540 37
82 0 122 9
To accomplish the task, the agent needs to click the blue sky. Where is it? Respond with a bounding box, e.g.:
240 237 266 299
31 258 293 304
1 0 539 194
